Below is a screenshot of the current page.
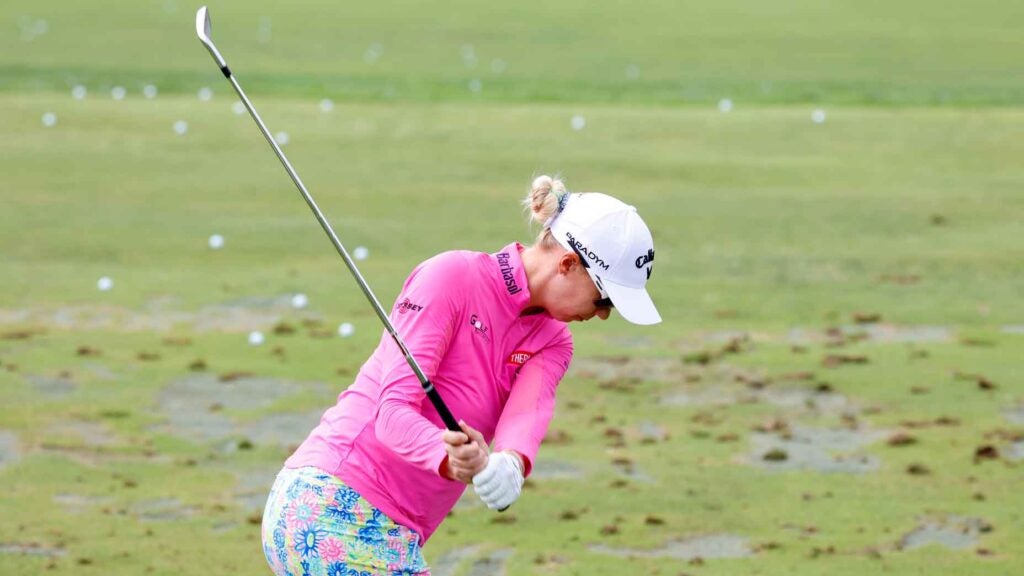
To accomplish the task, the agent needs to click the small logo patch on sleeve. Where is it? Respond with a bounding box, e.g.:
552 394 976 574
397 298 424 314
507 350 533 366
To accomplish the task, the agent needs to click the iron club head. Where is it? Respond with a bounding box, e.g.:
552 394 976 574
195 6 229 70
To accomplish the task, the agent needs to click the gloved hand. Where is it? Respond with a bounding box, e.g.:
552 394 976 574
473 451 524 510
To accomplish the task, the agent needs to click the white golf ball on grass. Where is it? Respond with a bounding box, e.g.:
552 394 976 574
353 246 369 261
71 85 87 100
97 276 113 291
173 120 188 135
319 99 334 113
41 113 57 127
812 109 827 124
248 331 264 346
232 101 246 115
718 98 733 113
208 234 224 249
571 115 586 131
143 84 158 99
275 132 290 146
198 87 213 102
291 293 309 309
111 86 126 100
338 323 355 338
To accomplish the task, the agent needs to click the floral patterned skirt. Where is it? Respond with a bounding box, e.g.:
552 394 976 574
262 466 431 576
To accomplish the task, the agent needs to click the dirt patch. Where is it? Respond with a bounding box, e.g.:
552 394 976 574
749 425 888 473
898 517 990 550
590 534 752 560
153 374 329 446
0 431 21 469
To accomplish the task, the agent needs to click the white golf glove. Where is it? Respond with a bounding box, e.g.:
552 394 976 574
472 451 524 510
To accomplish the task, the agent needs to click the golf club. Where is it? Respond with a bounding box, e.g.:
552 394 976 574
194 6 461 434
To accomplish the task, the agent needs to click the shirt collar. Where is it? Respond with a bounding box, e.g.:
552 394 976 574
490 242 532 314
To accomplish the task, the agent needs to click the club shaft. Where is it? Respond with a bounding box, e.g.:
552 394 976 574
223 74 460 433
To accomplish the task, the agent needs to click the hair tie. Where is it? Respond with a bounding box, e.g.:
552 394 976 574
544 189 570 228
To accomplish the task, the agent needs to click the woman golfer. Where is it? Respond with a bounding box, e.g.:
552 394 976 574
262 175 661 575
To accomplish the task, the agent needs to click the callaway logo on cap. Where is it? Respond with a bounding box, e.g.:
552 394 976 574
549 193 661 325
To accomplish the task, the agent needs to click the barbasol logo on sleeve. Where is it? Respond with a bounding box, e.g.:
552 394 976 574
496 252 521 295
507 350 533 366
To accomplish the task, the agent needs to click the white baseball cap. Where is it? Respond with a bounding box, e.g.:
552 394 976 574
549 192 661 325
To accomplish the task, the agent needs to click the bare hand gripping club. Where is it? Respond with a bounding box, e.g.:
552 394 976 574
194 6 461 434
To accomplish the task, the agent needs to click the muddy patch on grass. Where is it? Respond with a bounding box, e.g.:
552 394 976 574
154 374 328 446
898 517 991 550
749 425 888 473
590 534 752 560
0 431 21 469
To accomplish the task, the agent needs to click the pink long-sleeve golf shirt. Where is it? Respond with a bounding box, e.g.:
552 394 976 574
285 242 573 543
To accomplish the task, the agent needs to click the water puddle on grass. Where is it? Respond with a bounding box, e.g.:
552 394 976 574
131 497 201 521
749 425 887 473
590 534 752 560
531 458 586 481
154 374 328 446
52 493 114 513
431 546 513 576
0 543 66 558
570 356 684 384
1006 441 1024 461
788 325 952 344
1005 406 1024 426
898 517 990 550
663 383 854 417
0 431 20 469
26 374 77 397
0 294 322 333
232 468 279 514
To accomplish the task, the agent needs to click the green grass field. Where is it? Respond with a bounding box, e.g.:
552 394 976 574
1 1 1022 574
